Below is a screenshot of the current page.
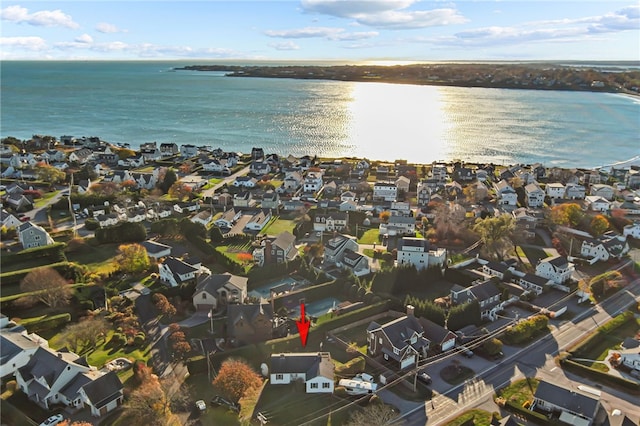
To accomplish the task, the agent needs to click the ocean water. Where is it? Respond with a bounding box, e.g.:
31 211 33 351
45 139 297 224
1 60 639 168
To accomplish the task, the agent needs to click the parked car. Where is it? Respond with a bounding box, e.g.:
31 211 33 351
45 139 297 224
492 351 504 360
39 414 64 426
210 395 240 413
461 347 474 358
417 371 432 385
195 400 206 412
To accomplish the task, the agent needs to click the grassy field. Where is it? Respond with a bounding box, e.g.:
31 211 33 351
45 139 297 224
65 242 119 275
261 217 296 235
182 373 242 426
445 409 493 426
496 378 539 407
358 228 380 245
573 316 640 370
33 190 59 208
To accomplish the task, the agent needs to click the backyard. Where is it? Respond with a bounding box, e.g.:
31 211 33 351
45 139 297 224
261 217 296 236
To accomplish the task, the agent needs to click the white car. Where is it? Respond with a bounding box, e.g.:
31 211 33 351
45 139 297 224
195 399 206 412
39 414 64 426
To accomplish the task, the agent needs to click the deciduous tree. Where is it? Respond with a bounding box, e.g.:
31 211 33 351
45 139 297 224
212 358 262 403
152 293 176 317
550 203 583 227
345 402 400 426
20 267 73 308
35 164 66 186
118 243 150 274
59 316 109 353
590 215 610 236
472 214 515 261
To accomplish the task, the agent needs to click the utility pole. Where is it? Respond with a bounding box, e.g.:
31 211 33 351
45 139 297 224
68 173 77 238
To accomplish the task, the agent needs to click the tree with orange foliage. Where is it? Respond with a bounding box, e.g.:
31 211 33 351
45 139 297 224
590 215 610 236
550 203 583 227
212 358 263 403
120 179 137 191
237 252 253 264
379 211 391 223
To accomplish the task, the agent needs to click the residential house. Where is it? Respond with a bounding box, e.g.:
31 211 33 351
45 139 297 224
96 214 119 228
625 168 640 189
141 240 172 260
431 164 448 182
612 201 640 216
512 208 539 236
250 161 271 176
202 159 230 174
159 256 202 287
585 196 611 213
1 209 22 229
191 210 213 227
450 280 503 321
226 304 274 345
494 180 518 210
214 208 241 229
396 237 447 270
418 317 456 353
623 222 640 239
17 222 54 249
303 172 323 193
366 309 430 370
395 175 411 193
390 201 411 216
518 273 551 295
68 148 93 164
580 233 629 263
323 180 338 196
4 192 33 212
233 176 258 189
180 144 198 158
453 165 475 182
192 273 248 311
314 212 348 232
41 149 66 163
546 182 566 199
0 327 49 378
159 143 179 157
139 142 162 161
15 346 123 417
323 234 358 265
126 208 147 223
590 184 615 201
524 183 545 208
282 171 303 192
532 380 602 426
416 180 432 206
269 352 335 394
261 191 280 210
379 216 415 236
251 147 265 161
373 182 397 202
339 200 358 212
482 261 511 279
341 249 371 277
565 183 587 199
536 256 575 285
341 191 357 203
244 209 272 232
253 231 297 267
233 191 254 208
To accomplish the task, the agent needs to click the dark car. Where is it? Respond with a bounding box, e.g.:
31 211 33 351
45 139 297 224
210 395 240 413
492 351 504 360
461 347 474 358
417 371 432 385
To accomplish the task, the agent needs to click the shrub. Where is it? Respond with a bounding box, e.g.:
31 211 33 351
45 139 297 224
84 218 99 230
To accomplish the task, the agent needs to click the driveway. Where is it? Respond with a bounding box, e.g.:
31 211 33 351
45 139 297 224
200 165 250 200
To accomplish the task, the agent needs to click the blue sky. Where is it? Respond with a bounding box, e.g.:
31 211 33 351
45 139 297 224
1 1 639 61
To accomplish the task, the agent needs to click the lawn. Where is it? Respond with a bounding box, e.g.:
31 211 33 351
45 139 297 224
496 378 539 407
520 246 549 265
33 190 59 208
445 409 493 426
261 217 296 235
183 373 241 426
358 228 380 245
573 316 640 369
65 242 119 275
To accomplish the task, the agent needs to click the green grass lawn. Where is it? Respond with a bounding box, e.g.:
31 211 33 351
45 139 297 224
184 373 241 425
33 190 59 208
358 228 380 244
262 217 296 235
496 378 539 407
573 316 640 369
65 242 119 274
445 409 493 426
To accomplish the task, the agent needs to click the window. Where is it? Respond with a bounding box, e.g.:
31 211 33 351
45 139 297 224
276 374 283 380
202 293 206 299
310 382 318 389
322 382 330 389
378 337 382 345
393 347 400 355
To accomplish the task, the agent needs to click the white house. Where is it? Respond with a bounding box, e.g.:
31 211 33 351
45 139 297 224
244 209 272 232
1 209 22 229
269 353 335 394
416 180 432 206
141 240 172 260
214 208 241 229
0 327 49 378
96 214 119 228
323 234 359 265
191 210 213 227
303 172 323 193
589 184 615 201
585 196 611 213
565 183 586 199
536 256 575 285
518 273 551 295
233 176 258 188
524 183 545 208
580 233 629 263
341 249 371 277
159 256 202 287
623 222 640 239
373 182 397 202
494 180 518 209
180 144 198 158
546 182 566 199
396 237 446 270
379 216 415 236
314 212 348 232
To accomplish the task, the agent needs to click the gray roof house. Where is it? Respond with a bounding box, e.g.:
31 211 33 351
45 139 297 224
532 380 603 426
193 273 248 312
269 352 335 394
17 221 54 249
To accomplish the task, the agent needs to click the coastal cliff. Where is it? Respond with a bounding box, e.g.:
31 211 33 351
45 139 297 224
176 63 640 95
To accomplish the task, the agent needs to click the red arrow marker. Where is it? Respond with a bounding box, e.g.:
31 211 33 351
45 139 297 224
295 302 310 347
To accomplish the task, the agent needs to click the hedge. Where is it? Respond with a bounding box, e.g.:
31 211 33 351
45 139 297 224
0 242 67 267
335 356 366 377
569 311 635 357
0 261 82 288
560 358 640 394
19 313 72 334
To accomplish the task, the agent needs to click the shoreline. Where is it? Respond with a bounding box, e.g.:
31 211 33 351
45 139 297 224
176 63 640 97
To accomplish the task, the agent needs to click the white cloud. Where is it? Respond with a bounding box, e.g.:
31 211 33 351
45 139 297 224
75 34 93 44
269 41 301 51
300 0 467 29
439 5 639 47
264 26 378 41
0 5 79 29
0 36 47 50
96 22 127 34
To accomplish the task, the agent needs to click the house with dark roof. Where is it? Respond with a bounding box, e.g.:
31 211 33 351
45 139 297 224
192 273 248 311
450 280 503 321
141 240 172 260
253 231 297 267
244 209 272 232
1 209 22 229
482 261 511 280
78 371 123 417
418 317 456 353
323 234 358 265
4 192 33 212
341 249 370 277
0 327 49 378
158 256 203 287
580 233 630 263
518 273 551 295
226 303 274 345
269 352 334 393
532 380 603 426
366 307 430 370
17 221 54 249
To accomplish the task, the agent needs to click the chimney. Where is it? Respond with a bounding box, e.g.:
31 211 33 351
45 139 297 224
406 304 415 317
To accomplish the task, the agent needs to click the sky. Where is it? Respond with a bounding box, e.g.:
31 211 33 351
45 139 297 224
1 1 639 61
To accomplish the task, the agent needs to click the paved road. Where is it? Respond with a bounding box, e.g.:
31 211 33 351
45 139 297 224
392 279 640 425
200 165 250 200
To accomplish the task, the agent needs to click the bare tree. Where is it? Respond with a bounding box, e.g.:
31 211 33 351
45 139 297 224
59 316 109 353
20 267 73 308
345 402 402 426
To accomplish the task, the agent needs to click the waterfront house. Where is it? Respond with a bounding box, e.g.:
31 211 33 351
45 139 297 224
269 352 335 394
535 256 574 286
180 144 198 158
160 143 179 157
202 158 230 174
193 273 248 311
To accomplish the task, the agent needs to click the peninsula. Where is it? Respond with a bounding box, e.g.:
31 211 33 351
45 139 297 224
177 63 640 95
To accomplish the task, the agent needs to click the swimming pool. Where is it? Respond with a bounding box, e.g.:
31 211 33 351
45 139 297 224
287 297 343 318
248 276 305 299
